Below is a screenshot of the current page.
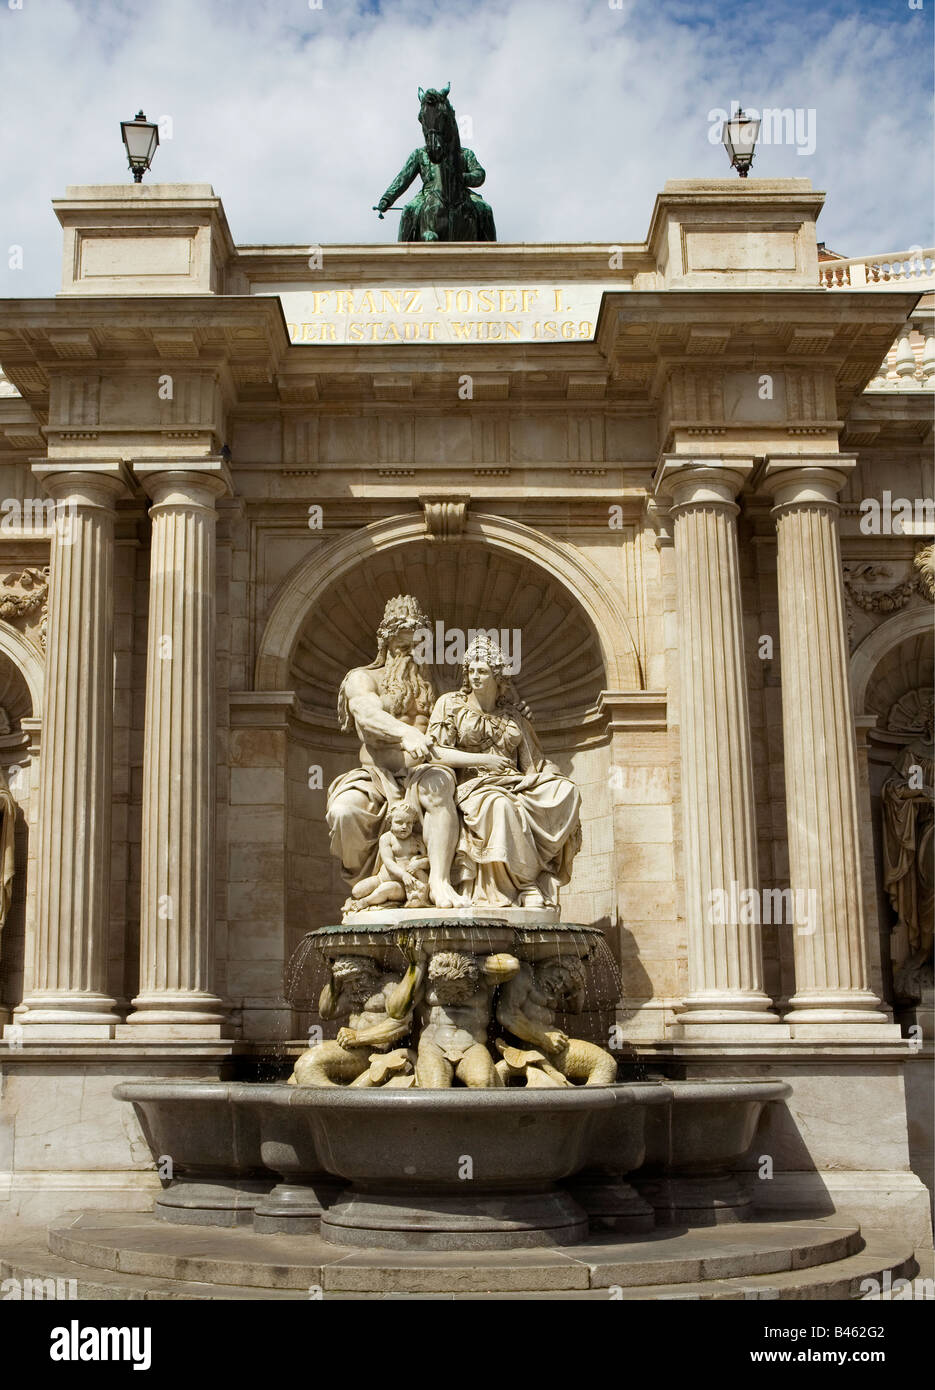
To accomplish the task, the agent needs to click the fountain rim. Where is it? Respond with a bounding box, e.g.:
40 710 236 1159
113 1079 673 1111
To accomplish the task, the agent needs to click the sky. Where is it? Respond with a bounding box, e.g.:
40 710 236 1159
0 0 932 296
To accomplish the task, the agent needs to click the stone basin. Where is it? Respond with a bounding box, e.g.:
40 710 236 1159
113 1080 270 1227
636 1079 793 1225
292 1082 640 1249
567 1080 672 1233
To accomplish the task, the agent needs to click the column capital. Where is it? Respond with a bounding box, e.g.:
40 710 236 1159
31 460 132 506
131 457 233 508
760 456 857 509
653 457 755 511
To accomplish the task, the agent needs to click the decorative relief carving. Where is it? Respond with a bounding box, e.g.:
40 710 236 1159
0 567 49 650
843 547 933 647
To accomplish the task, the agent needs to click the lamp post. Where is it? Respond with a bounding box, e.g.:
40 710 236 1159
120 111 159 183
722 106 761 178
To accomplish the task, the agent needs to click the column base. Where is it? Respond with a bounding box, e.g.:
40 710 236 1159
785 990 892 1024
675 992 781 1028
123 990 231 1039
13 992 121 1036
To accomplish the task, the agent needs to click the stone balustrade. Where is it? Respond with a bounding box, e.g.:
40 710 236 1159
819 248 935 290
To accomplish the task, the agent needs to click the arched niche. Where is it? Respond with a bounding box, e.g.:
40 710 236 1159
850 605 934 1010
851 607 933 718
255 513 642 727
0 621 43 721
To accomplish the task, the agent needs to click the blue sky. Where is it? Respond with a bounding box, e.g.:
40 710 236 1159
0 0 932 295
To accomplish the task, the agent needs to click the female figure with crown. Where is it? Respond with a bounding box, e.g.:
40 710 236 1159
424 635 581 909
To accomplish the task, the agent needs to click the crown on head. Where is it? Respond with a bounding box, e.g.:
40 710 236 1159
377 594 429 642
462 632 506 673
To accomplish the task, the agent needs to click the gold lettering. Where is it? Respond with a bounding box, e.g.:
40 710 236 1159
381 291 400 313
424 322 439 340
455 289 472 311
403 290 423 312
384 322 402 341
498 289 517 313
451 321 474 339
504 321 521 339
477 289 495 312
553 289 564 312
336 291 354 314
301 322 317 340
360 292 378 313
286 323 298 341
349 323 364 341
312 291 330 313
521 290 539 312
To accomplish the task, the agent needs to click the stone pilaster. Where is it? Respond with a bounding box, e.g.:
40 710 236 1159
123 461 232 1036
762 459 891 1030
16 463 129 1036
654 459 779 1031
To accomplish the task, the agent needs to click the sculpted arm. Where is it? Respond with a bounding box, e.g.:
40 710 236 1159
497 966 567 1054
319 972 343 1020
385 944 427 1020
344 671 431 757
461 149 486 188
378 150 422 210
341 1009 411 1049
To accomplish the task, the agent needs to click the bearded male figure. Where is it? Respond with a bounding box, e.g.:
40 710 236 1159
326 595 467 909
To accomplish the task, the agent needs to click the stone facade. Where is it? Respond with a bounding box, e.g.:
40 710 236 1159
0 179 931 1241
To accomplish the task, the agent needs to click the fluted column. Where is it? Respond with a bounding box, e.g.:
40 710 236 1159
124 461 231 1035
654 459 779 1030
763 459 890 1028
17 463 129 1036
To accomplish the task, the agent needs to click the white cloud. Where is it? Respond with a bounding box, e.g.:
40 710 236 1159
0 0 931 295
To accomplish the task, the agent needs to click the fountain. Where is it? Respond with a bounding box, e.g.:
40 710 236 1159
115 598 791 1258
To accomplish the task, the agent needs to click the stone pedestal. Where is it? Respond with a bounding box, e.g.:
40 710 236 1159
123 462 232 1037
763 460 893 1032
654 460 779 1033
15 464 129 1037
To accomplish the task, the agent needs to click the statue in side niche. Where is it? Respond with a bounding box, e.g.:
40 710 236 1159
882 693 934 1005
497 957 618 1086
288 956 415 1087
0 762 16 949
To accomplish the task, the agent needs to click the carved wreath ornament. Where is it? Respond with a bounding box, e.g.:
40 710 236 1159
0 567 50 648
844 545 935 614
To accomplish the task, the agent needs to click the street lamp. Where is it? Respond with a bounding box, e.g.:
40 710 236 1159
120 111 159 182
722 106 760 178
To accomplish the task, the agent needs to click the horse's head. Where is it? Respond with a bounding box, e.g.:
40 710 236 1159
417 83 459 164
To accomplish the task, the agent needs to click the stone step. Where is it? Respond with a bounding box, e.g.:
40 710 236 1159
37 1210 897 1297
0 1229 919 1301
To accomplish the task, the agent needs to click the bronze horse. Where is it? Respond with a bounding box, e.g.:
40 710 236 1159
376 85 496 242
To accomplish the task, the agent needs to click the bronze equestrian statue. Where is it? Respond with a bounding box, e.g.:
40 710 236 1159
375 85 496 242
